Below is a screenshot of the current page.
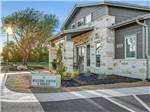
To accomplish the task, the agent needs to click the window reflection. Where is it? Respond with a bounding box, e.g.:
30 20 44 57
125 35 136 58
96 42 101 67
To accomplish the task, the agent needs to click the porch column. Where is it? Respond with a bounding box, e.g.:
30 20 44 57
63 34 74 72
83 45 87 72
49 43 57 70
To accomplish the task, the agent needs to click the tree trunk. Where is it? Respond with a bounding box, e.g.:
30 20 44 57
22 52 28 65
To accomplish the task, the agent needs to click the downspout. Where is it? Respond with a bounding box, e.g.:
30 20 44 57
136 19 150 79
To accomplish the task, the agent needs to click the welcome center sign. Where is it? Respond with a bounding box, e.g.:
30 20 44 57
31 73 61 88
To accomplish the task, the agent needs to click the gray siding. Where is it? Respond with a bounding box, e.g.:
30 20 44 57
108 6 150 23
115 23 143 59
65 5 107 29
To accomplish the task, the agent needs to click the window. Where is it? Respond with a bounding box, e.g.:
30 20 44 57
96 42 101 67
125 34 136 59
81 46 85 55
85 13 92 24
71 23 76 29
96 42 101 54
77 46 84 65
77 18 84 27
66 34 72 41
51 43 55 47
87 45 90 66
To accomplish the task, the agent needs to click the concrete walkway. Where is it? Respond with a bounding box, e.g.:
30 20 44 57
1 72 150 103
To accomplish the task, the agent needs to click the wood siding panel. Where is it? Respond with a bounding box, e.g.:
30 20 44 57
66 5 107 29
115 23 143 59
108 6 150 23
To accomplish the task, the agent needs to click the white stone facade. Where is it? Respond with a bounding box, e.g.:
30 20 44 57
49 15 149 80
88 16 115 75
49 47 57 70
63 41 74 72
113 59 147 80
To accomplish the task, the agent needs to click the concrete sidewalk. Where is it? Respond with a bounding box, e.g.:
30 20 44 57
1 72 150 102
2 86 150 102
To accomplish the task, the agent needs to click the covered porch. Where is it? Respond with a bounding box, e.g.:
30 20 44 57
49 26 94 72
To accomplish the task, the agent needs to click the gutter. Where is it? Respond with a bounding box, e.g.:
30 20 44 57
136 19 150 79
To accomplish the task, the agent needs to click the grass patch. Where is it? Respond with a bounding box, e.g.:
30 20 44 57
27 62 49 70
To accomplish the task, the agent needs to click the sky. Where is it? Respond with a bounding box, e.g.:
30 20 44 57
0 0 150 49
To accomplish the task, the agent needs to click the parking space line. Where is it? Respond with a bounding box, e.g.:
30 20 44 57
133 95 150 112
70 91 110 111
103 97 136 112
87 91 136 112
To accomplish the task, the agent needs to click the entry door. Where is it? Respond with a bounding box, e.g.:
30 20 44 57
77 46 85 72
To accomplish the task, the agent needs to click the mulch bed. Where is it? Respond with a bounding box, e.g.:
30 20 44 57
5 73 150 93
62 73 141 87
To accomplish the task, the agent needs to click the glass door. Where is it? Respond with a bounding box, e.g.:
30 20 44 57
77 46 85 72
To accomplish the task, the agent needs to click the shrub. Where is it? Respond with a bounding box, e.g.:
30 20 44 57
57 62 66 77
52 59 57 70
55 44 79 80
55 44 67 77
62 70 79 80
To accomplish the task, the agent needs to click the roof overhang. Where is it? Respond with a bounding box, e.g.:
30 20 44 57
50 26 94 42
64 26 94 34
62 1 150 29
108 14 150 29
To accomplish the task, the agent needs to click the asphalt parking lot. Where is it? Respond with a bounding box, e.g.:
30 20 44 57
2 94 150 112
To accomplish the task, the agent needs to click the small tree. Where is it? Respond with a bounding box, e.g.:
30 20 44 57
2 41 21 63
56 44 66 76
2 8 58 65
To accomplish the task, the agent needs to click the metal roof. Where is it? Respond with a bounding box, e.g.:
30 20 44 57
62 1 150 29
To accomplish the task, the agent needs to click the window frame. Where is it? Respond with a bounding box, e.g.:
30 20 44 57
124 34 137 59
95 42 101 67
85 13 92 24
87 44 90 66
71 23 76 29
77 18 84 27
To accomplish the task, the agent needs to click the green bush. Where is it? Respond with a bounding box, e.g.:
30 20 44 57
62 70 79 80
55 44 66 77
55 44 79 80
57 62 66 77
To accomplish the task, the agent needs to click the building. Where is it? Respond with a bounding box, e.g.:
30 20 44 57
49 1 150 80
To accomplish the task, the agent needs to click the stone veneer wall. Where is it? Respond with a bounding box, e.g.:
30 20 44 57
49 47 57 70
88 15 148 79
89 15 115 74
113 59 147 80
49 41 73 72
63 41 74 72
